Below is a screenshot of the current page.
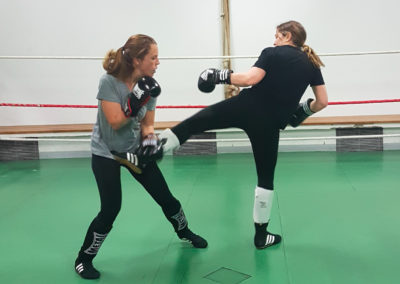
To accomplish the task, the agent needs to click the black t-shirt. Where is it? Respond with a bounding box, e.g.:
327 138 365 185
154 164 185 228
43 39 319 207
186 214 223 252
251 45 324 127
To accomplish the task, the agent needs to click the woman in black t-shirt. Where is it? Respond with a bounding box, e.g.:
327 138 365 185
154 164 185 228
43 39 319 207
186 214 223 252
160 20 328 249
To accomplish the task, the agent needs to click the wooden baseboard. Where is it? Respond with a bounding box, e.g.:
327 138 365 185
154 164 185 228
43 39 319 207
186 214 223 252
303 114 400 125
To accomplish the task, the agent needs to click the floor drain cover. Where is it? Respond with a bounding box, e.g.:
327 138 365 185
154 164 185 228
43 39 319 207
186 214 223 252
204 267 251 284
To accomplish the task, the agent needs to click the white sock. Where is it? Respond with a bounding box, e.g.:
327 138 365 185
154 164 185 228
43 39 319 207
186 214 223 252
158 128 180 153
253 186 274 224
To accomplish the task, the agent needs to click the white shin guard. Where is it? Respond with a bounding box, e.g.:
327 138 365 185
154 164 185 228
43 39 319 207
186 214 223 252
253 186 274 224
158 128 180 153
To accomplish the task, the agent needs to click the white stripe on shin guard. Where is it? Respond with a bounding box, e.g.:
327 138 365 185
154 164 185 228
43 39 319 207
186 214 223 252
158 128 180 153
253 187 274 224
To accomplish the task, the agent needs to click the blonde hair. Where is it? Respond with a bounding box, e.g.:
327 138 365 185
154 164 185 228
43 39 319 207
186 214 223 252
102 34 157 81
277 21 324 68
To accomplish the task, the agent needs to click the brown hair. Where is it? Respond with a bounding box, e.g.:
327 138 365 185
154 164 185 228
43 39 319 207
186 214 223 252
277 21 324 68
102 34 157 81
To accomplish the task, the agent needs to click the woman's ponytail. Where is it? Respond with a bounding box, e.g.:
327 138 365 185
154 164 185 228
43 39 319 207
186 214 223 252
302 44 325 68
102 48 123 74
277 21 325 68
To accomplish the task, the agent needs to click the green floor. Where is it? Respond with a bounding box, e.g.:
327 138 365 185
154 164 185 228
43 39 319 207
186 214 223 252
1 151 400 284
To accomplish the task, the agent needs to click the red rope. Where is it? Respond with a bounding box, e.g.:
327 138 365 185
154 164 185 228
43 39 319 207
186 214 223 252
0 99 399 108
328 99 400 105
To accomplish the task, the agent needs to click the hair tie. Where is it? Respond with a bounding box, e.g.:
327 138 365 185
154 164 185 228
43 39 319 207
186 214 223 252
108 57 115 70
121 46 132 66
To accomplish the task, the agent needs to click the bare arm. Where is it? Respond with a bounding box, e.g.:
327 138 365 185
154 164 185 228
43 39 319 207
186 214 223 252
230 67 266 87
140 110 155 137
101 100 129 130
310 85 329 113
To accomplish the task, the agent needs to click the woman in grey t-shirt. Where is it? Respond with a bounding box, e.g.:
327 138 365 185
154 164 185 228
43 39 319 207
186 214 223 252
74 34 207 280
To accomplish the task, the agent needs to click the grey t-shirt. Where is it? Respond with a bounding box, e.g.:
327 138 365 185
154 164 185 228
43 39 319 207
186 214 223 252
91 74 157 159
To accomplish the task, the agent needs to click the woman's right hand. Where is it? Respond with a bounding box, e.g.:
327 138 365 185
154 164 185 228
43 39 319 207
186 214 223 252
136 134 166 164
123 77 161 117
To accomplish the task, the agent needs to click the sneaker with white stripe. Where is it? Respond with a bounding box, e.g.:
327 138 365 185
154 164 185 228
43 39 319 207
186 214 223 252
74 261 100 279
254 223 282 249
255 232 282 249
178 228 208 248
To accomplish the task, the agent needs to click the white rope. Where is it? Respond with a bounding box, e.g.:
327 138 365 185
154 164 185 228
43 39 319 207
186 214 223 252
0 56 102 60
0 132 92 138
0 137 91 142
0 50 399 61
190 134 400 142
1 133 399 142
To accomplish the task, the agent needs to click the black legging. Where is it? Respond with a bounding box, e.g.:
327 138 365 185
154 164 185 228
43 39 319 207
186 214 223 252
172 91 280 189
91 154 180 231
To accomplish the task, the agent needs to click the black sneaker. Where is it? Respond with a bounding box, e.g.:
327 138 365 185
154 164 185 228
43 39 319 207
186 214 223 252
254 231 282 249
75 260 100 279
178 228 208 248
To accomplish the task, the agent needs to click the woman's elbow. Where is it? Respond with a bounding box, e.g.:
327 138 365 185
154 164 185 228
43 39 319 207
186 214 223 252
109 117 126 130
314 91 329 110
311 96 328 113
319 98 329 109
110 123 121 131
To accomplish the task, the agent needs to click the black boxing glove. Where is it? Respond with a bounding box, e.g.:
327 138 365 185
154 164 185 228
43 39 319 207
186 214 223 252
123 76 161 117
198 68 233 93
141 76 161 98
288 98 315 127
136 134 166 164
111 135 166 174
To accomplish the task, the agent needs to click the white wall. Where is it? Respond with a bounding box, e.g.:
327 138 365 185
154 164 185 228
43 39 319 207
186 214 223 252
0 0 399 126
229 0 400 117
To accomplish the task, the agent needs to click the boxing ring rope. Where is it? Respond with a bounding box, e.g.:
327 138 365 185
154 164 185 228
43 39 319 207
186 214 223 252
1 99 400 109
1 50 399 144
0 50 400 60
1 98 400 143
1 97 400 143
1 50 399 109
1 134 400 143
